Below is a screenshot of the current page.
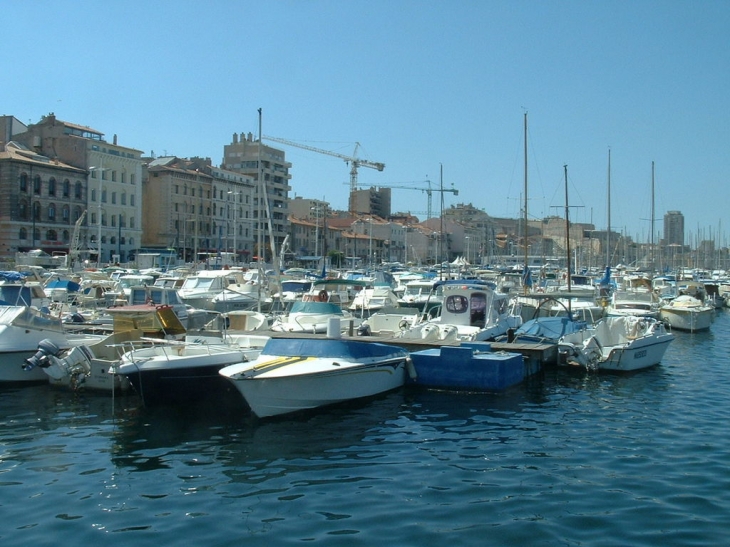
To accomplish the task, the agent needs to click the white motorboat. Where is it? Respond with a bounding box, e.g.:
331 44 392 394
177 269 249 310
348 286 400 316
270 301 355 333
396 280 522 342
558 315 674 372
0 300 100 383
606 289 661 319
659 295 714 332
219 337 410 418
116 340 254 406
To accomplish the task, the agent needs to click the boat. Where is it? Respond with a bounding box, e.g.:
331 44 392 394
407 341 527 391
396 280 521 342
24 303 194 392
177 269 249 310
0 297 100 383
397 279 441 310
558 315 674 372
606 288 661 319
659 294 714 332
219 337 410 418
23 330 139 392
348 286 400 316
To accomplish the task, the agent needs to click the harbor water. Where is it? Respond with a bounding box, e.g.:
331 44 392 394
1 312 729 546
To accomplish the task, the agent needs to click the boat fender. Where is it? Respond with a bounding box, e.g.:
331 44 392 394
318 289 328 302
405 357 417 380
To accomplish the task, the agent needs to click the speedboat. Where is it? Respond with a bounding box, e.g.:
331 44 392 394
659 295 714 332
0 297 100 383
397 280 522 342
116 340 254 406
219 337 410 418
558 315 674 372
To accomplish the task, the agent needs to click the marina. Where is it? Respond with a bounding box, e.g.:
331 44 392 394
0 308 728 546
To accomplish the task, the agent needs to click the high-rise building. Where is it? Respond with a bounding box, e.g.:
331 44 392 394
664 210 684 246
223 132 291 262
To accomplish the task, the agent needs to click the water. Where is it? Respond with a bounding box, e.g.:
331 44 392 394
2 313 729 547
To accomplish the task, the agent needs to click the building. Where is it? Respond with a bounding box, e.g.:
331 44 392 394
142 157 255 263
0 140 86 262
14 113 144 264
349 187 391 218
223 132 291 262
664 210 684 247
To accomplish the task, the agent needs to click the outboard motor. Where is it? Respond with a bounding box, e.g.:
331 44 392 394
23 339 63 371
357 323 372 337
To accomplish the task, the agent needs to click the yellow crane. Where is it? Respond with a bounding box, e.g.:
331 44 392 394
262 136 385 195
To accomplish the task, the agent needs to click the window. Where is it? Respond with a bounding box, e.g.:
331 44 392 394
130 217 135 228
101 189 107 203
48 204 56 220
130 195 135 206
32 202 41 220
62 230 70 242
111 192 116 204
445 295 468 314
19 227 27 240
46 230 57 241
91 188 97 202
75 182 83 199
63 179 70 197
470 293 487 326
130 174 135 184
19 173 28 192
111 215 116 228
121 192 126 205
111 171 116 182
48 178 56 196
62 205 70 222
19 201 28 220
33 175 41 194
90 212 97 225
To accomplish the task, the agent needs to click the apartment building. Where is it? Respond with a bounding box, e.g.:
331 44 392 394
142 157 255 263
15 114 144 264
223 132 291 262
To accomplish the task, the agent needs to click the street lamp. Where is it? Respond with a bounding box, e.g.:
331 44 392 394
228 191 240 264
89 163 109 267
310 204 321 260
465 236 470 265
366 218 373 268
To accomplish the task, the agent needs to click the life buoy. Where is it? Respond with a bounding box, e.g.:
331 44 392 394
318 289 329 302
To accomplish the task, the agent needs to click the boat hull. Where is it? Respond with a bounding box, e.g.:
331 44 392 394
117 345 248 406
220 338 409 418
659 308 713 332
408 342 526 391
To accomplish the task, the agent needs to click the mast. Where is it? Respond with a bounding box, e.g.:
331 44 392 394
651 161 655 271
606 148 611 268
522 112 529 292
439 163 444 279
564 164 572 315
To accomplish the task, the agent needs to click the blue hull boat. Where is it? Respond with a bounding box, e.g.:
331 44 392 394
407 342 525 391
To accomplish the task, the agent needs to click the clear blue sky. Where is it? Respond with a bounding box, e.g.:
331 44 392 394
3 0 729 245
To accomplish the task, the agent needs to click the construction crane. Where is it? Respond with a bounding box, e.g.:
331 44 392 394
263 136 385 194
345 180 459 219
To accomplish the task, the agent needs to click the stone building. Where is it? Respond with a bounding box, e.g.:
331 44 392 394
14 113 144 264
0 140 86 261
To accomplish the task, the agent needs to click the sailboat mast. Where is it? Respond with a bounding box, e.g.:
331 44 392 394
564 164 572 295
523 112 529 292
606 148 611 268
651 161 655 271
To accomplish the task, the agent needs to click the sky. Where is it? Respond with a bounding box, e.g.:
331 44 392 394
3 0 729 245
